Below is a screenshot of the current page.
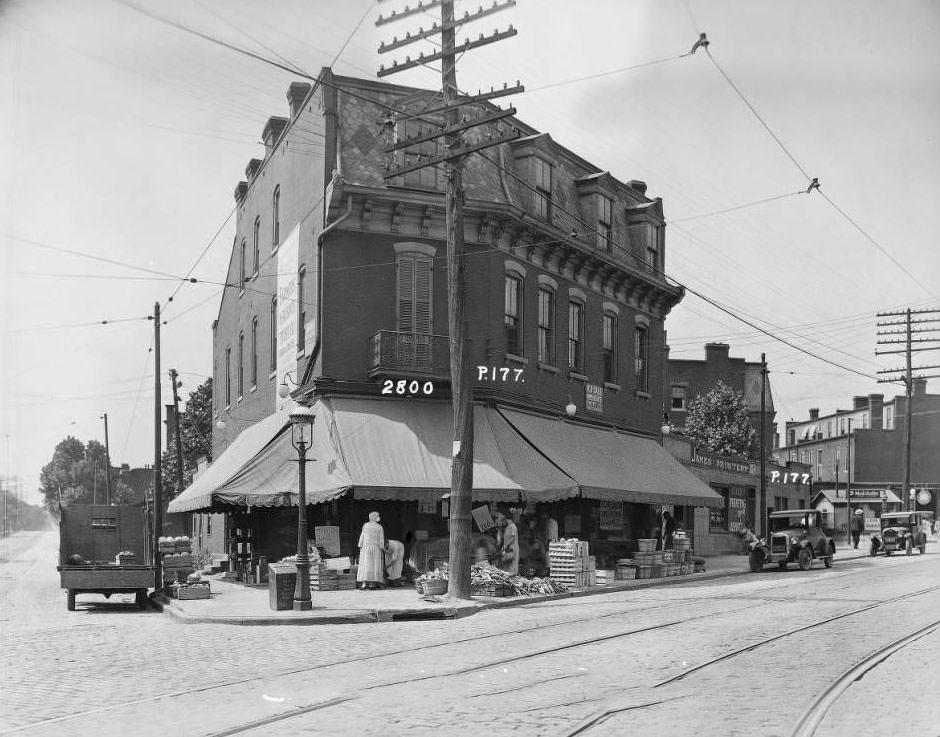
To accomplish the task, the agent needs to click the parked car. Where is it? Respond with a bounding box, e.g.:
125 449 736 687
869 512 928 556
748 509 835 572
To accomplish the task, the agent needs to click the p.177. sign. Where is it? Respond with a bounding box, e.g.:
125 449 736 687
770 471 811 484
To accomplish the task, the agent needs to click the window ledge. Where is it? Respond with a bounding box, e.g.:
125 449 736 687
569 371 588 382
249 385 257 394
604 382 621 392
506 353 529 365
634 389 650 399
538 362 559 374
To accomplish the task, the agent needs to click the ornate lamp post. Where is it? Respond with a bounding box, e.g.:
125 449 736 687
289 405 315 611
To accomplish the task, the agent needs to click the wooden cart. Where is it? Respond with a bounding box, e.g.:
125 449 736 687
58 564 155 610
58 504 154 611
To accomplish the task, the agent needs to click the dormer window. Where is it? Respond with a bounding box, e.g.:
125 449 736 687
596 194 612 252
532 157 552 221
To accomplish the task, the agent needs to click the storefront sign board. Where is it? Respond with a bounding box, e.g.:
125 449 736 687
599 501 623 531
585 383 603 413
314 525 341 556
418 499 437 514
471 505 495 532
692 450 750 475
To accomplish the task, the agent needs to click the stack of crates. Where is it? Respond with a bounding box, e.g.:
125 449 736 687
548 539 596 588
161 536 194 584
310 564 339 591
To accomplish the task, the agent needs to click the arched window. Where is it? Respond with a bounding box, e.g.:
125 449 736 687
237 332 244 399
239 239 246 290
297 267 306 353
250 316 258 388
634 325 648 391
395 244 436 369
272 186 280 250
537 287 555 364
504 275 523 356
224 346 231 406
602 312 617 383
252 217 261 274
270 296 277 373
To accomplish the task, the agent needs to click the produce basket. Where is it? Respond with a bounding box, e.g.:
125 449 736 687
636 565 652 579
414 581 425 594
422 579 448 596
637 539 657 553
472 582 513 597
169 582 210 599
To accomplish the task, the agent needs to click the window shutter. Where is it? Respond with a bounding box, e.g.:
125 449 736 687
397 257 415 333
414 258 432 334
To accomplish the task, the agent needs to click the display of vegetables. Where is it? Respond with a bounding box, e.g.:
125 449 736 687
470 561 567 596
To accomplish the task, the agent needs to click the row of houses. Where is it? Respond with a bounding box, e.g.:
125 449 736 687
164 70 933 573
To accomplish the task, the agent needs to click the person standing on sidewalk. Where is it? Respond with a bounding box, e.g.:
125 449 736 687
357 511 386 590
495 510 519 575
850 508 865 549
661 511 676 551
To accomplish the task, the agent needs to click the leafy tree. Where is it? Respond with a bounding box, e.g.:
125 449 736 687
684 380 756 458
38 437 112 513
162 378 213 500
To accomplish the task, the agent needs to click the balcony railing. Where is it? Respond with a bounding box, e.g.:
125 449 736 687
369 331 450 376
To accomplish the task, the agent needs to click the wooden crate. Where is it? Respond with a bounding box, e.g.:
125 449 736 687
171 584 210 600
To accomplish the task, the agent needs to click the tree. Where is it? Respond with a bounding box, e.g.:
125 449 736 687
38 437 112 513
162 378 213 500
684 380 756 458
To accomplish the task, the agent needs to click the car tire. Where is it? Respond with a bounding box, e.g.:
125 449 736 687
748 550 764 573
777 561 788 570
886 549 892 556
920 543 927 555
798 547 813 571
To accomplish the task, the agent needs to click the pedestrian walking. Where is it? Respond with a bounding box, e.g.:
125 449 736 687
850 508 865 549
495 510 519 575
661 511 676 551
357 511 385 590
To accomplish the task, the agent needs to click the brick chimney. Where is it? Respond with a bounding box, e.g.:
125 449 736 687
287 82 312 118
262 116 289 158
853 395 867 410
245 158 262 181
809 408 820 420
913 378 927 397
868 393 884 429
627 180 647 195
234 181 248 205
705 343 730 364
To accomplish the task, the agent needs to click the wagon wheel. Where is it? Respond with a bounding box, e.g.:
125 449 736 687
797 547 813 571
67 590 76 611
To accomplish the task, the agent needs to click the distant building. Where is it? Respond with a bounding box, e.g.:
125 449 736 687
773 378 940 534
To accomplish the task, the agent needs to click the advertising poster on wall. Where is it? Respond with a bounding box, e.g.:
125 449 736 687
275 224 301 412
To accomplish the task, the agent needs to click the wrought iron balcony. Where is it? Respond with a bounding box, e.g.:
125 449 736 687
369 331 450 377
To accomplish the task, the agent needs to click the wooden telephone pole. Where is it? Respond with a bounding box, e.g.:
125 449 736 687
376 0 521 598
149 302 163 588
876 307 940 510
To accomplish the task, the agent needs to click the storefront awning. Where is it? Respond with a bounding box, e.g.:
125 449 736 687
499 408 725 508
168 398 579 512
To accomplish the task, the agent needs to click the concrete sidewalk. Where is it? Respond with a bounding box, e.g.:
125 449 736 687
153 548 877 626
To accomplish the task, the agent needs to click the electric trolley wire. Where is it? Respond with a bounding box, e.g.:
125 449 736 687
669 189 805 223
525 52 692 92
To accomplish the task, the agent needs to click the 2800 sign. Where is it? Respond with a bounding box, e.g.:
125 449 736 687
381 379 435 396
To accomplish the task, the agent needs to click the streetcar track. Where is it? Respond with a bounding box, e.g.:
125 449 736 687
651 582 940 687
789 618 940 737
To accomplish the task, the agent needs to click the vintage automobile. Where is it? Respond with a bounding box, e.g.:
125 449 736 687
869 512 928 556
748 509 835 572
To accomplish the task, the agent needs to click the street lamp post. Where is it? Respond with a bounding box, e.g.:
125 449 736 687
289 405 315 611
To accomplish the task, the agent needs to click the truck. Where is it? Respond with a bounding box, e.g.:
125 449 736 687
57 504 156 611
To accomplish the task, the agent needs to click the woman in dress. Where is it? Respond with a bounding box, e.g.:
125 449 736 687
357 511 386 590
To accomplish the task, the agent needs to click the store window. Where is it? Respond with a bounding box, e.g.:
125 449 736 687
602 312 617 383
568 300 583 371
537 288 554 364
671 385 686 411
709 485 730 531
596 194 612 252
505 275 523 356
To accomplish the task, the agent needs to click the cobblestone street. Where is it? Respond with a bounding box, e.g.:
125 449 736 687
2 530 939 736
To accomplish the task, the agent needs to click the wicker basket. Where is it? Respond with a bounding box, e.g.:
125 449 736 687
637 539 657 553
473 582 513 597
422 579 448 596
636 565 652 579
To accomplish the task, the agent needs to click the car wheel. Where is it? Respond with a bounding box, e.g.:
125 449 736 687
886 549 892 556
777 561 788 570
798 547 813 571
748 550 764 573
906 538 913 556
920 543 927 555
136 590 148 610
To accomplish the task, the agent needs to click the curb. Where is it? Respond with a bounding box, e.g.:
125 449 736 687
154 549 876 626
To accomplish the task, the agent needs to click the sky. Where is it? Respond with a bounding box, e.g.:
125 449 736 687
1 0 938 506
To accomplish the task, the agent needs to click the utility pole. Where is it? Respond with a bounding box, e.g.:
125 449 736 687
876 307 940 512
93 460 99 506
150 302 163 590
376 0 521 599
101 413 113 505
759 353 767 538
846 417 853 540
169 369 185 497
